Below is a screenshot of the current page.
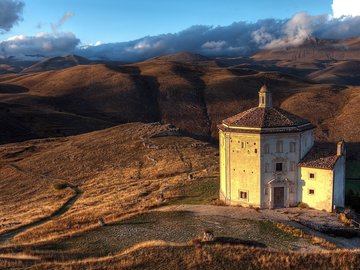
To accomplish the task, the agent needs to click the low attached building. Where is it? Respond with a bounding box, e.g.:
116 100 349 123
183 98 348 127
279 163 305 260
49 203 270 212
218 85 345 212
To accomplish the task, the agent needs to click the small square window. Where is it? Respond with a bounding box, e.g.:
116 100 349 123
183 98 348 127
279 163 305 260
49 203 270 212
239 191 248 199
276 163 283 172
309 173 315 179
289 161 295 172
276 141 283 153
309 189 315 195
290 142 296 153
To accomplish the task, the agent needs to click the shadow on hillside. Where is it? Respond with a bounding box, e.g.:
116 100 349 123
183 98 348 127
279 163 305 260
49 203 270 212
104 64 141 75
0 84 29 94
214 237 267 248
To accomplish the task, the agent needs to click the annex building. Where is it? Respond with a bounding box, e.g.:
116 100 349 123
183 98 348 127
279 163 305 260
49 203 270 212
218 85 345 212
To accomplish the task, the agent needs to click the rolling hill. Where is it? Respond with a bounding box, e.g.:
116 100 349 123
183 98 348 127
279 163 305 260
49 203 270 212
0 57 360 159
21 55 91 73
0 59 360 158
308 60 360 85
252 37 360 62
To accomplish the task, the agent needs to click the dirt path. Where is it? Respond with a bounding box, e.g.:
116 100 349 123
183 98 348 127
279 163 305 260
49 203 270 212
0 186 82 245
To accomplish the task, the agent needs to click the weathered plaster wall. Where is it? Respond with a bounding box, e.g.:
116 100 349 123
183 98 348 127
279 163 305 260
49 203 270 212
219 130 261 207
300 167 333 212
261 133 302 207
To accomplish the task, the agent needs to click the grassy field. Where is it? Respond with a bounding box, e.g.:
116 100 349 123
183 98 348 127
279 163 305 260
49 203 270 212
21 210 308 260
0 123 218 245
1 241 360 270
1 123 359 269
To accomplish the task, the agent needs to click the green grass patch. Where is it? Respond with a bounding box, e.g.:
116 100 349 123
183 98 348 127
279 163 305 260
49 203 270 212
170 178 219 205
346 179 360 194
346 160 360 179
345 161 360 194
258 221 298 243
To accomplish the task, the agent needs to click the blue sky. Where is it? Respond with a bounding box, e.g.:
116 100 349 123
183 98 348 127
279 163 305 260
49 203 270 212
3 0 333 44
1 0 360 61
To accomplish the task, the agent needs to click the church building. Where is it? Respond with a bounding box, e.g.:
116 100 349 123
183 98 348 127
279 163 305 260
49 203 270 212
218 85 345 212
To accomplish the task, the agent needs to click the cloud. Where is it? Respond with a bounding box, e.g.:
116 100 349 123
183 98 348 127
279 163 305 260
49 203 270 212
3 10 360 61
0 0 24 33
0 32 80 58
332 0 360 18
0 11 79 59
51 11 74 33
79 12 360 61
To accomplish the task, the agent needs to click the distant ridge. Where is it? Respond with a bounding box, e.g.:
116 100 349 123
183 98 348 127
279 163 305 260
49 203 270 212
149 52 211 63
308 60 360 85
252 37 360 62
22 55 91 73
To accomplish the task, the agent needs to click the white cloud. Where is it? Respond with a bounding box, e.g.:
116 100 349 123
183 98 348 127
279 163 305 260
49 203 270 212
51 11 74 33
0 0 24 33
332 0 360 18
0 32 80 58
202 40 227 50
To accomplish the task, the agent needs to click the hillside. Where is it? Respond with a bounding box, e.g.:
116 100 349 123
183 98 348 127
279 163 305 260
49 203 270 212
308 60 360 85
252 37 360 62
21 55 90 73
150 52 212 63
0 122 218 243
1 122 358 269
0 56 360 157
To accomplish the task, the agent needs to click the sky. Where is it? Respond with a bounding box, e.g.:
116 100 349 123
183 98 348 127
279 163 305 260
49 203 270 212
0 0 360 61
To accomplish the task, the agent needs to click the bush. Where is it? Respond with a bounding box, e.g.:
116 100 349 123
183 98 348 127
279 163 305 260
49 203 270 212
346 190 360 212
54 182 68 190
298 202 309 209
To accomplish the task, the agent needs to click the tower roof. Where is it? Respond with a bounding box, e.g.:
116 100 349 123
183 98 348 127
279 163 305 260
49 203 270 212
259 85 269 93
218 85 315 133
222 106 310 129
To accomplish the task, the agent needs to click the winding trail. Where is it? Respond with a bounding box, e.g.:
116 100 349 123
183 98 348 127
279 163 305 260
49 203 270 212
0 186 82 245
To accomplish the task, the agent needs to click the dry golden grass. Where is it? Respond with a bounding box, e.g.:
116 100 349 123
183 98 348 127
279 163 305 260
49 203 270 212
0 122 218 245
275 223 337 250
2 241 359 270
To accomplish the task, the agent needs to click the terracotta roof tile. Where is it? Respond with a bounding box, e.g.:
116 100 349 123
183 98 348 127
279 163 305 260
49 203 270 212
223 107 310 128
299 143 340 170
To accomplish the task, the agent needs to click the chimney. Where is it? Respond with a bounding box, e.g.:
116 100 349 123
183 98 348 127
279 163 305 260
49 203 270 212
258 85 272 108
337 140 345 156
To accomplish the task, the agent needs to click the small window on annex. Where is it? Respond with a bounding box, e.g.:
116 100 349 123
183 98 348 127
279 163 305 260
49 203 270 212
239 191 248 200
290 142 296 152
309 173 315 179
309 189 315 195
276 162 283 172
289 161 296 172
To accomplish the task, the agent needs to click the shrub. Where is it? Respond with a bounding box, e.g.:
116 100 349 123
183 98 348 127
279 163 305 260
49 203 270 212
298 202 309 209
338 213 352 226
53 182 68 190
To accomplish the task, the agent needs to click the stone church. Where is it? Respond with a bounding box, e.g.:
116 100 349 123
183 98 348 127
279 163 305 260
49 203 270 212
218 85 345 212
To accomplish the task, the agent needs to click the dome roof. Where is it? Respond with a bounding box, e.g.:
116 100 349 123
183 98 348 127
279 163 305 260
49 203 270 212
259 85 269 93
222 106 311 129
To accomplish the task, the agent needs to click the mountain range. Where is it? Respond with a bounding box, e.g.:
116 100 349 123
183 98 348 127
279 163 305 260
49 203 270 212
0 37 360 157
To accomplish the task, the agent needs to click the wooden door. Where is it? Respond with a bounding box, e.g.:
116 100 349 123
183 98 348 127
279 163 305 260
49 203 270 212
273 187 284 208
